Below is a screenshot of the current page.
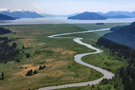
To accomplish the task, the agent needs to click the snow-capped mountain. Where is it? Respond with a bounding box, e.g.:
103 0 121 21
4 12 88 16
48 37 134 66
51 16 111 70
0 8 10 12
0 9 43 18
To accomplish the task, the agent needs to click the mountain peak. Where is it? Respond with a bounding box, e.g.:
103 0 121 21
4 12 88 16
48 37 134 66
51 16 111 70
0 8 9 12
0 9 36 13
15 9 25 12
83 11 97 14
68 11 106 20
14 9 35 12
0 9 43 18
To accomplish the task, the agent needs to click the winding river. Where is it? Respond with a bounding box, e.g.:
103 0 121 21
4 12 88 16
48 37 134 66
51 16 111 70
38 28 115 90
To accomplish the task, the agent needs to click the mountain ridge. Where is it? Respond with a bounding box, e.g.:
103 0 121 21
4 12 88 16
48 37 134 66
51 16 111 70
0 13 15 20
68 11 134 20
0 10 43 18
97 22 135 49
68 12 107 20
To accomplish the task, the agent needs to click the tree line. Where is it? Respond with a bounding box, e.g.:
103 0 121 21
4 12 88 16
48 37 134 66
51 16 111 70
97 36 135 90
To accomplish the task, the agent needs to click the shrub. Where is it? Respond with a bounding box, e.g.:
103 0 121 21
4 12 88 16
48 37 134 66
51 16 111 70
26 70 33 76
26 54 30 58
15 59 20 62
33 70 38 74
0 72 4 80
39 65 46 70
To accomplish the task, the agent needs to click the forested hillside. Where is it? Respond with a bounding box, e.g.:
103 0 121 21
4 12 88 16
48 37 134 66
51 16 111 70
97 22 135 90
0 28 19 63
98 22 135 49
0 13 15 20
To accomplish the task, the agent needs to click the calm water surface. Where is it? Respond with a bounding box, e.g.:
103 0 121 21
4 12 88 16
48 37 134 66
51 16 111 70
0 17 134 25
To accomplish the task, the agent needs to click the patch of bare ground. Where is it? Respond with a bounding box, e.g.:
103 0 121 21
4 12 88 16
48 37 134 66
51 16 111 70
50 48 76 55
61 50 75 55
15 64 39 76
61 76 76 81
32 55 43 61
20 39 35 47
37 42 45 46
45 58 55 63
52 48 63 52
47 61 68 70
47 70 65 77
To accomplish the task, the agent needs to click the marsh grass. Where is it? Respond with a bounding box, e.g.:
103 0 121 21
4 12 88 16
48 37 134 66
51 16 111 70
0 23 128 90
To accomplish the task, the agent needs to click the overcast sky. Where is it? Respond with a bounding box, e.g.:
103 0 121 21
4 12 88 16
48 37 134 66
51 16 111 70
0 0 135 14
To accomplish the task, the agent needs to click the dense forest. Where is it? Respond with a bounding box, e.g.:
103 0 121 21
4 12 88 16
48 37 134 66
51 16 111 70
0 27 11 34
97 22 135 90
0 28 19 63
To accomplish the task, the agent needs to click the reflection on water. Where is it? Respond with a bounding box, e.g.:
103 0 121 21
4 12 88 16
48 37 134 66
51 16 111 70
0 17 134 25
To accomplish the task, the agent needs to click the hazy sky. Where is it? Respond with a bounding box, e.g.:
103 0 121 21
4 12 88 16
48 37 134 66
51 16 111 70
0 0 135 14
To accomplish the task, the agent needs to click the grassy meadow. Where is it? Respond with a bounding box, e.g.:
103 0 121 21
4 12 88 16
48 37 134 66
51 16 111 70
0 23 128 90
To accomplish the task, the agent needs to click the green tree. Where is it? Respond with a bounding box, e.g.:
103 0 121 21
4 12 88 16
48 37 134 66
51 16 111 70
1 72 4 80
33 70 38 74
12 43 17 49
26 70 33 76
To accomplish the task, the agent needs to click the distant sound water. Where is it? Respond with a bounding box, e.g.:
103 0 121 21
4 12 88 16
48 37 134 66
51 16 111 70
0 17 135 25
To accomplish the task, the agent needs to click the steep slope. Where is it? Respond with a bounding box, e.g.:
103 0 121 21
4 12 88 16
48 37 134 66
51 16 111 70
0 10 43 18
106 15 131 19
0 13 15 20
68 12 107 20
97 21 135 90
97 22 135 49
103 11 135 17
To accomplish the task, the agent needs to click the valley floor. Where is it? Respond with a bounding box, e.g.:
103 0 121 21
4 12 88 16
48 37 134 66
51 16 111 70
0 23 128 90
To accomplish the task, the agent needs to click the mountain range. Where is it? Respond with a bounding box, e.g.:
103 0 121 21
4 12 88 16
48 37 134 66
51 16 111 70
99 11 135 17
0 9 43 19
1 9 135 20
106 15 131 19
68 12 107 20
68 11 135 20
